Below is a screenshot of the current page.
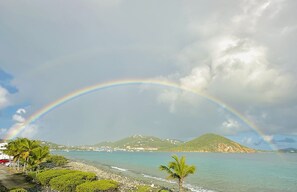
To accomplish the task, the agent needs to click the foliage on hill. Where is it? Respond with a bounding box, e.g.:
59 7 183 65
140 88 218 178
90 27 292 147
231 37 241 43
171 133 256 153
95 135 182 150
40 140 69 150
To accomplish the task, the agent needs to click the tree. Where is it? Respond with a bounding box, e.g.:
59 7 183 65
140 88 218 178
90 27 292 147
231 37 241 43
28 146 50 172
159 155 196 192
3 138 49 172
19 138 40 171
4 138 24 170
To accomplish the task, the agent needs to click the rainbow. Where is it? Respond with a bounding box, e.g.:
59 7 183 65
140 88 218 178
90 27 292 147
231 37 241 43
3 79 277 150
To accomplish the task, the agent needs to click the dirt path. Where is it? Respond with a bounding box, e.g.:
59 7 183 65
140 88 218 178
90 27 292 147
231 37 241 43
0 165 34 191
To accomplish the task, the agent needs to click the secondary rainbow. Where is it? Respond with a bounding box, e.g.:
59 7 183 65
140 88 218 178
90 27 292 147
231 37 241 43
3 79 277 150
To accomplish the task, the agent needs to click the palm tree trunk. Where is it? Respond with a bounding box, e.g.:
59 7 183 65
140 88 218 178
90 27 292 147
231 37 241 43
17 158 20 171
179 179 183 192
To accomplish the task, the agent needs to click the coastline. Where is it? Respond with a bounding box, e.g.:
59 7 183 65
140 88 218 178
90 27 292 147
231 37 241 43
65 160 176 192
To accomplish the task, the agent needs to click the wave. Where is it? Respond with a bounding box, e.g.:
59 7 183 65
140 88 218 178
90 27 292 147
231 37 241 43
111 166 128 172
142 174 215 192
184 184 216 192
142 174 176 184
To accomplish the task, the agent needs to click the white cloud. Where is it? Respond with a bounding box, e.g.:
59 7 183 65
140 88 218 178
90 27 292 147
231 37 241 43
16 108 26 114
263 135 274 142
161 0 297 131
221 118 245 134
5 108 38 139
180 65 212 91
20 124 38 138
0 128 7 135
12 108 27 123
0 86 9 109
242 137 253 145
12 114 26 123
157 90 179 113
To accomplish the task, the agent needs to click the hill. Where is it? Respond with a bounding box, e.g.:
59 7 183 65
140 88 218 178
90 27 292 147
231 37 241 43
95 135 183 151
170 133 256 153
278 148 297 153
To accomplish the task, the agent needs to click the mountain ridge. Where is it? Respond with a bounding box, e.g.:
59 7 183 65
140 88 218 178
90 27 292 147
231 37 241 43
92 133 256 153
94 135 183 150
170 133 256 153
39 133 256 153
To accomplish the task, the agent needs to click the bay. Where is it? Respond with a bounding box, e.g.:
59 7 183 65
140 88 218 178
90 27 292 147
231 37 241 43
53 151 297 192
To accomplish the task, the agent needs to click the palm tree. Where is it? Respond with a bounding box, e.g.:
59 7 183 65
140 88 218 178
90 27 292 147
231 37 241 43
159 155 196 192
28 146 50 172
4 138 23 170
19 138 40 171
3 141 18 169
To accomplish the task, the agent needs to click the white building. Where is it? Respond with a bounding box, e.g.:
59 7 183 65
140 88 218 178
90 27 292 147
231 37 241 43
0 142 9 159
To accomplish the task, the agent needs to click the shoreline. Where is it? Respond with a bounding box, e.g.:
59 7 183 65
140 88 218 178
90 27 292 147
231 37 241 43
65 160 177 192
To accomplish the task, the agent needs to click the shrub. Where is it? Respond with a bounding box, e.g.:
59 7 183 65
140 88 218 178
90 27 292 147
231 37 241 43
9 188 27 192
76 180 119 192
49 171 97 192
135 185 154 192
26 171 37 182
0 183 8 192
36 169 76 186
47 155 68 166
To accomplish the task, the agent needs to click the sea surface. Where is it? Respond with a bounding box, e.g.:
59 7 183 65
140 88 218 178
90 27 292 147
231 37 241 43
53 151 297 192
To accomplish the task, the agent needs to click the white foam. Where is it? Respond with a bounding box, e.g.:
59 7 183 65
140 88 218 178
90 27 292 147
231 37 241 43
142 174 176 184
111 166 128 172
141 174 215 192
184 184 216 192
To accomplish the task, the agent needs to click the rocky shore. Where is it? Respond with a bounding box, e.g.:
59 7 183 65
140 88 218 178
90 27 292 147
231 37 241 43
66 161 165 192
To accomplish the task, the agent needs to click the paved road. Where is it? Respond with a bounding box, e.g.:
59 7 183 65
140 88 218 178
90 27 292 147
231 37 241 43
0 165 33 190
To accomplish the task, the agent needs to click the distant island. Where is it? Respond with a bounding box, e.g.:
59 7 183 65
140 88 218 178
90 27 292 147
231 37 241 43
44 133 256 153
170 133 256 153
278 148 297 153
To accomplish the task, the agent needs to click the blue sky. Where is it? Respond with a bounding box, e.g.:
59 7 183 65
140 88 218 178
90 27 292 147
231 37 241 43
0 0 297 149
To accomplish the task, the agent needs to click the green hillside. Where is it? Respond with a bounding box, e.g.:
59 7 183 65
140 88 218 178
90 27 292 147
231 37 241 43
93 141 113 147
95 135 182 150
40 140 68 150
171 133 256 153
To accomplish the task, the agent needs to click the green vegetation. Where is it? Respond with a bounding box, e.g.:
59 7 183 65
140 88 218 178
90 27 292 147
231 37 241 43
160 155 196 192
49 171 97 192
0 183 8 192
9 188 27 192
134 185 154 192
4 138 50 172
76 180 118 192
133 185 171 192
2 138 125 192
47 155 68 166
36 169 77 186
96 135 182 150
171 133 255 152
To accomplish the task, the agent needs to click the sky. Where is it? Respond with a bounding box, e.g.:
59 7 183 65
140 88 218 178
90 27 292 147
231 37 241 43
0 0 297 149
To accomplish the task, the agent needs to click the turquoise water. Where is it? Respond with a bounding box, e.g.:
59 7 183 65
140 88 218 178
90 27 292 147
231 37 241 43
53 151 297 192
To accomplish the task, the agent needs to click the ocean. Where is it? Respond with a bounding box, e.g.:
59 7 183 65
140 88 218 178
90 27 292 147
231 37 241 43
53 151 297 192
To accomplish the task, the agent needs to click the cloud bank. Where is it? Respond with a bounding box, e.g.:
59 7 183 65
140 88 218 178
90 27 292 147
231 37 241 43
0 0 296 145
